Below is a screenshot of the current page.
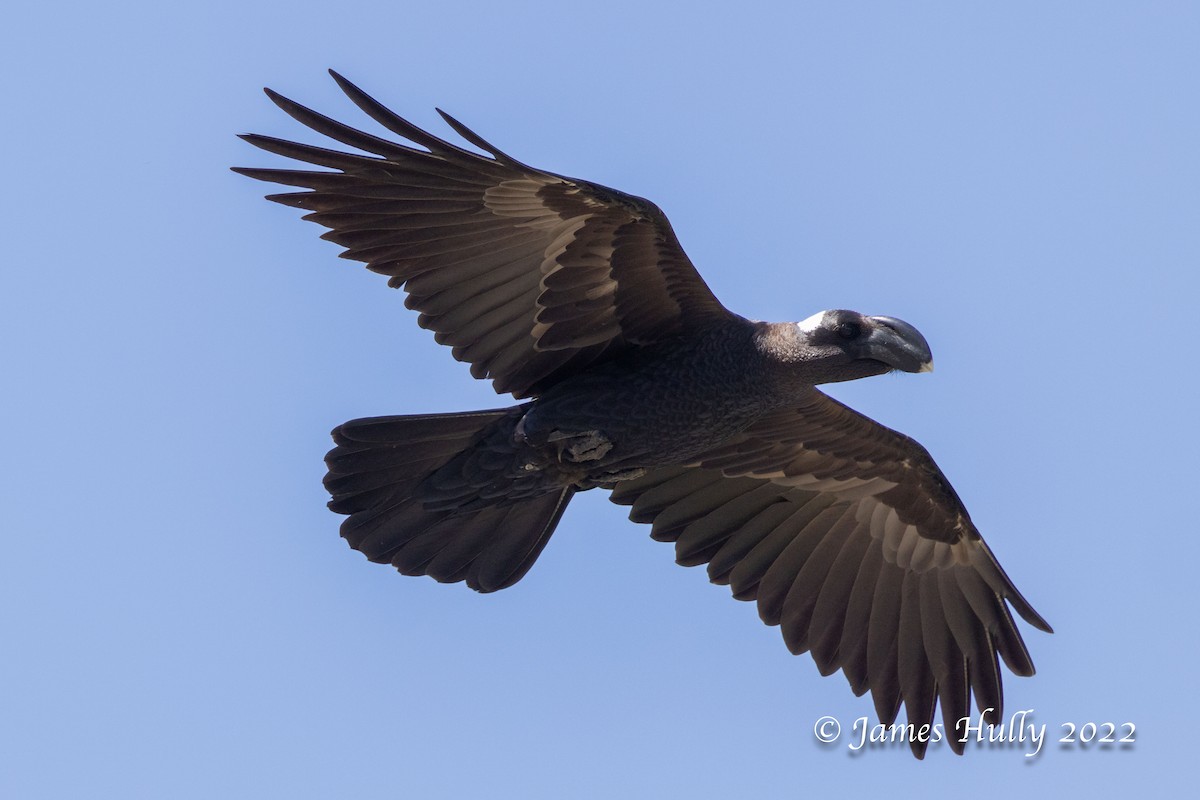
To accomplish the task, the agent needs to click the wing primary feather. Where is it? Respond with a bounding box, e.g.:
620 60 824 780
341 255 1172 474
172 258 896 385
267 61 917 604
970 639 1005 727
436 108 534 171
232 166 337 188
867 563 904 725
237 133 382 172
327 70 487 161
920 571 970 754
935 568 1002 728
897 572 937 758
971 541 1054 633
263 88 429 161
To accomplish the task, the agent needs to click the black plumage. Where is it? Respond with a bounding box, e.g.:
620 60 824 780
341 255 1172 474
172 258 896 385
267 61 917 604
237 71 1052 758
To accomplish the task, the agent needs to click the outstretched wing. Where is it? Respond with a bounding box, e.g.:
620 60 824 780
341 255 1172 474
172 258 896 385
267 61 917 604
235 71 733 398
609 390 1052 758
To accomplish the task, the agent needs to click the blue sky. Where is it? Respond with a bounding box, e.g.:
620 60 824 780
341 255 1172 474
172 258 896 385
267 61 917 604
3 1 1196 796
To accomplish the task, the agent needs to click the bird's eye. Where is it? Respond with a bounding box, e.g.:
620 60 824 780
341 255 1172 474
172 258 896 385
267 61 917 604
836 322 862 340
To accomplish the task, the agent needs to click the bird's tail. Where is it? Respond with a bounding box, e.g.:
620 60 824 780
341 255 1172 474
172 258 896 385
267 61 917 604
324 407 574 593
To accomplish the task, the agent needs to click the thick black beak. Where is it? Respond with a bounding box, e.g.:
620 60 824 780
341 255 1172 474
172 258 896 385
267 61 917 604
863 316 934 373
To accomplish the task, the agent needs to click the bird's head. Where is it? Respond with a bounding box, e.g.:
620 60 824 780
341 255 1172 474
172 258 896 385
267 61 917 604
760 310 934 384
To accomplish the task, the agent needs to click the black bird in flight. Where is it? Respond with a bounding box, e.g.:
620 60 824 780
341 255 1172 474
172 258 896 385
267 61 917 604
236 71 1051 758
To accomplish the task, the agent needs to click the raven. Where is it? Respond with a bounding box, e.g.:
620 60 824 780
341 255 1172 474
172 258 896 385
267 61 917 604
236 71 1051 758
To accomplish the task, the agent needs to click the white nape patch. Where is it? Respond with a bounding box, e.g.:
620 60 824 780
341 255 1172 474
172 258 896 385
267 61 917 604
795 310 828 334
919 359 936 373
